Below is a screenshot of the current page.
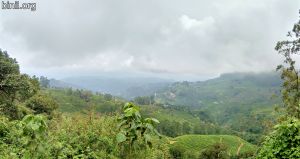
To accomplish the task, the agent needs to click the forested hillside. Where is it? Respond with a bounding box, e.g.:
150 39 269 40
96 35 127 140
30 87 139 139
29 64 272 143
152 72 282 142
156 72 281 109
37 71 284 145
42 88 125 113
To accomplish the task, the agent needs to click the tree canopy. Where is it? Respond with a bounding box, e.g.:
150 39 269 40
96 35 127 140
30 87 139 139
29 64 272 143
0 49 57 119
275 12 300 119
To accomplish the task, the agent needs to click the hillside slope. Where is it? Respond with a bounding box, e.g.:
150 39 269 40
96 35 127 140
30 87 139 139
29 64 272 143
156 72 281 108
42 88 125 113
156 72 282 132
152 72 283 144
170 135 257 158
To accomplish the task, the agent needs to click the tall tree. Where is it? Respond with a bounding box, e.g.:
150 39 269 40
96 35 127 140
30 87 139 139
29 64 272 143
39 76 50 88
0 49 57 119
0 50 39 119
276 11 300 119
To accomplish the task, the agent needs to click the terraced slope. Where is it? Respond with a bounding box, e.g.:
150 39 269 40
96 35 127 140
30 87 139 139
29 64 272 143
170 135 257 157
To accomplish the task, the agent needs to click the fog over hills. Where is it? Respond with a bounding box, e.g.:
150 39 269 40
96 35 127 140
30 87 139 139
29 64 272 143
49 71 282 103
51 75 172 99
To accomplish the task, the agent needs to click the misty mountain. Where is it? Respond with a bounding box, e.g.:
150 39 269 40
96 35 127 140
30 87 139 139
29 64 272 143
154 72 283 127
155 72 282 107
49 79 82 89
60 76 173 99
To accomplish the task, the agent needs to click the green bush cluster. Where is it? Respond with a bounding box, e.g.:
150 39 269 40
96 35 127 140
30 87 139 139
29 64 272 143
0 112 169 158
257 118 300 159
44 88 124 113
0 49 58 120
199 142 229 159
169 135 256 159
0 115 49 158
0 100 171 159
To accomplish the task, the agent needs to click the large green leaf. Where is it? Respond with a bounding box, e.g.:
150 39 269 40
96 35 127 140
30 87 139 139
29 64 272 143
144 118 160 124
116 132 126 143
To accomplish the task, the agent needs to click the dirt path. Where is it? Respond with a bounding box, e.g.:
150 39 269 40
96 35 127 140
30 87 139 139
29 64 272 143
236 139 244 156
169 140 177 144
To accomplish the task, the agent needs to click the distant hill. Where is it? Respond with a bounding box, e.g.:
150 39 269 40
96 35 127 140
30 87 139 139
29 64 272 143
169 135 256 158
49 79 81 89
46 72 283 145
155 72 282 139
42 88 125 113
156 72 281 108
60 76 172 99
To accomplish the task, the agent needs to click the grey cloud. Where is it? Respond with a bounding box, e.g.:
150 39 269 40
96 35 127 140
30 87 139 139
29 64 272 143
0 0 299 78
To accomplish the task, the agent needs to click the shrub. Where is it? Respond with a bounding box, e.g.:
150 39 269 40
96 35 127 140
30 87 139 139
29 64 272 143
116 103 161 158
169 147 184 159
257 118 300 159
25 93 58 117
199 142 230 159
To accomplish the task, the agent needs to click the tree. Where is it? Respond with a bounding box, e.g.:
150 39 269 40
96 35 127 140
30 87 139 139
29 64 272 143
0 49 40 119
133 96 152 105
258 10 300 159
275 11 300 118
25 93 58 117
199 142 229 159
39 76 50 88
104 93 113 101
0 49 57 119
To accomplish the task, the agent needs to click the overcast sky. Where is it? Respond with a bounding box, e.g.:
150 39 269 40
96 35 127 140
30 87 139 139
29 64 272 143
0 0 299 80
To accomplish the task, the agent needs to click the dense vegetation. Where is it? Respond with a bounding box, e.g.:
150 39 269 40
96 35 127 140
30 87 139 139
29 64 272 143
153 72 282 144
169 135 256 158
0 110 169 158
112 73 281 145
42 88 124 113
0 50 168 158
257 118 300 158
256 11 300 159
43 87 261 145
0 50 57 120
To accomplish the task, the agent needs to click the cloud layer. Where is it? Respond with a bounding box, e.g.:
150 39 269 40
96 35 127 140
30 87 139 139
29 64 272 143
0 0 299 79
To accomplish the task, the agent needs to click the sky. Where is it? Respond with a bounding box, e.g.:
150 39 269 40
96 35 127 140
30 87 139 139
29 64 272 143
0 0 299 80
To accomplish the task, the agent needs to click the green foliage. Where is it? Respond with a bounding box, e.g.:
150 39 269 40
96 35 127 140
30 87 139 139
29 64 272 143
141 104 264 144
117 103 161 158
257 11 300 159
43 88 124 113
25 93 58 118
19 115 48 158
0 113 170 158
48 114 119 158
257 118 300 159
155 72 281 143
275 13 300 119
0 114 50 158
199 142 229 159
0 50 50 119
133 95 154 105
169 135 256 159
